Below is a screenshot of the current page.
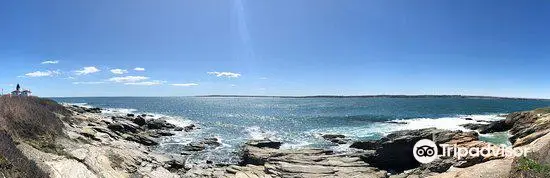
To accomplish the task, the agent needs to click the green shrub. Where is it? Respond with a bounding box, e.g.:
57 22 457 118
517 157 550 176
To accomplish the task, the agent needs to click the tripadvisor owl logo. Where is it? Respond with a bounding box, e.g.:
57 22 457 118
413 139 530 164
413 139 438 164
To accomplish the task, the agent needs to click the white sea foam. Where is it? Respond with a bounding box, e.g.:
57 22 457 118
245 126 278 140
101 108 138 115
280 140 313 149
62 102 93 108
305 114 506 147
384 114 505 134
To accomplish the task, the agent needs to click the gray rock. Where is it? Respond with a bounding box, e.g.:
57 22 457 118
182 138 222 151
356 128 478 172
240 144 387 177
85 107 102 113
149 130 175 138
350 140 379 150
124 134 158 146
163 159 185 171
321 134 350 144
246 140 282 149
107 123 125 132
146 119 176 129
182 143 206 151
460 123 488 130
133 116 146 126
184 124 196 132
479 120 513 134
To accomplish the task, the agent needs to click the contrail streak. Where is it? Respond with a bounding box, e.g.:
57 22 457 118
233 0 255 60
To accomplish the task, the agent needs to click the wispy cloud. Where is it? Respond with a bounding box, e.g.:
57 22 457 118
75 66 100 75
259 77 268 80
134 67 145 71
171 83 199 87
41 60 59 64
73 81 105 85
125 80 165 86
25 70 60 77
108 76 149 83
110 69 128 75
207 71 241 78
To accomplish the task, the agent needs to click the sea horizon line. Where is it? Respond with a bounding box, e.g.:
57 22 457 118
44 94 550 100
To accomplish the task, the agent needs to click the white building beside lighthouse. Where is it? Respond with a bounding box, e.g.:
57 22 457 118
11 84 32 96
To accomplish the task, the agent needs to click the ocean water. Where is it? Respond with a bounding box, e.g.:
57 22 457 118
52 97 550 164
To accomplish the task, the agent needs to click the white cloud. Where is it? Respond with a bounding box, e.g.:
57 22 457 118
134 67 145 71
259 77 268 80
110 69 128 75
125 80 165 86
171 83 199 87
41 60 59 64
73 81 105 85
207 71 241 78
25 70 60 77
108 76 149 83
75 66 100 75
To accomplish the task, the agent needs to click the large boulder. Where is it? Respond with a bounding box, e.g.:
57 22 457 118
107 120 140 134
133 116 146 126
352 128 479 172
350 140 379 150
146 118 176 130
479 120 514 134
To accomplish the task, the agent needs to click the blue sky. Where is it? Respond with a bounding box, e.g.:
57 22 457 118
1 0 549 98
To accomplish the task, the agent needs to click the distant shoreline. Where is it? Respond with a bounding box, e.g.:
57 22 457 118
46 95 550 100
196 95 550 100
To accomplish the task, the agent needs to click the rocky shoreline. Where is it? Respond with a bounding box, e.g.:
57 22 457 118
4 100 550 178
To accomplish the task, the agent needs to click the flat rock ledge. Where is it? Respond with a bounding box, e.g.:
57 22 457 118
183 140 388 178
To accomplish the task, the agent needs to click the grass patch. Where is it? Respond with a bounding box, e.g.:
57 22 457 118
0 96 67 141
517 157 550 176
0 155 8 167
24 138 65 155
107 151 125 169
0 96 78 177
533 107 550 115
0 131 48 177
